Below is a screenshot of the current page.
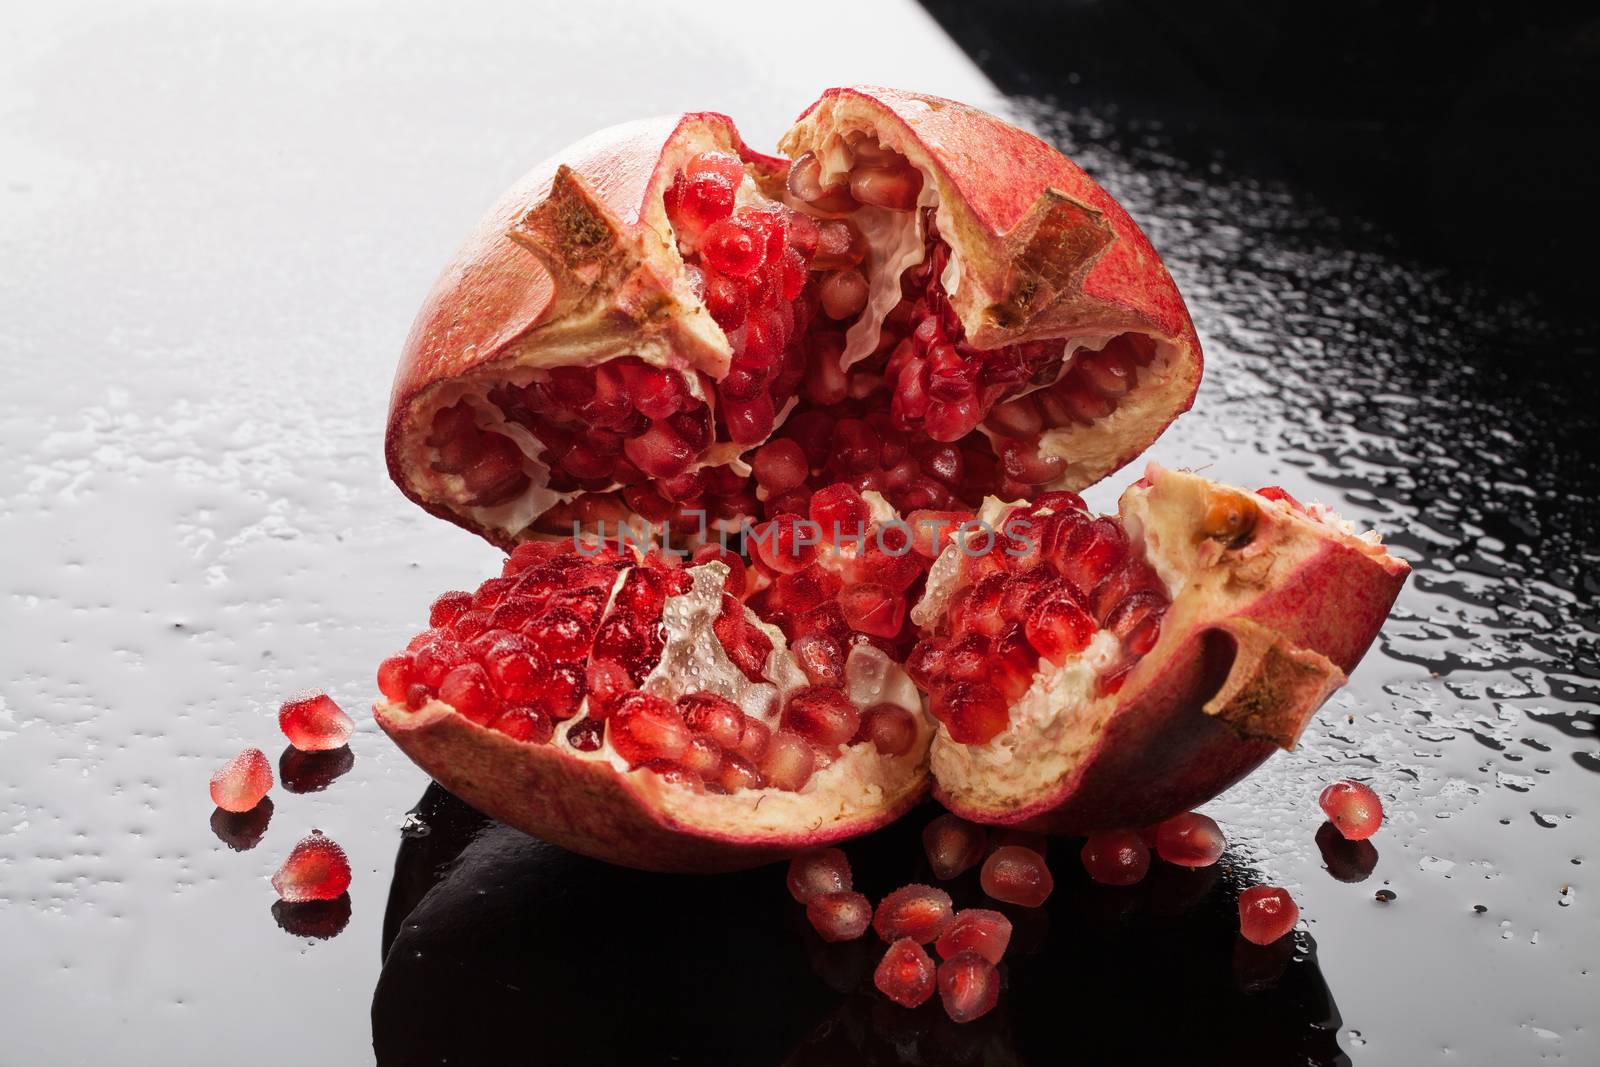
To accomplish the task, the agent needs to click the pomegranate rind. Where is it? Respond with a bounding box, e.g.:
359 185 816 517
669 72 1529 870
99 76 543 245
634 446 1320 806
930 466 1409 832
781 86 1203 489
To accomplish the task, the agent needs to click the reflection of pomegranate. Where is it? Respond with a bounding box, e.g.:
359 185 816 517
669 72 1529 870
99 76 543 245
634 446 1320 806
375 87 1409 873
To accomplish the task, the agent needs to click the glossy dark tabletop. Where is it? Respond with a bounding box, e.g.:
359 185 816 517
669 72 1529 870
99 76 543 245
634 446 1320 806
2 2 1594 1064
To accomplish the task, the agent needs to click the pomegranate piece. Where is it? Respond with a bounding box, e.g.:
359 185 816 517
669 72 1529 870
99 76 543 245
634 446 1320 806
937 950 1000 1024
980 845 1054 907
873 884 955 943
788 847 852 902
874 939 936 1009
1154 811 1226 867
921 814 988 880
278 692 355 752
608 692 690 767
271 831 352 903
806 890 873 942
209 748 273 813
1080 829 1151 886
1319 780 1383 841
1238 885 1300 945
934 909 1012 964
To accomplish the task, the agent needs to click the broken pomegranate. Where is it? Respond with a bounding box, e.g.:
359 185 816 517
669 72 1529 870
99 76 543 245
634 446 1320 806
1238 884 1300 945
874 938 937 1009
209 748 272 813
271 831 352 903
1319 780 1383 841
278 692 355 752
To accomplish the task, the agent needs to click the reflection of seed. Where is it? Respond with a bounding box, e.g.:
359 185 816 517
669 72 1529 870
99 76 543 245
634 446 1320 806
1375 889 1397 903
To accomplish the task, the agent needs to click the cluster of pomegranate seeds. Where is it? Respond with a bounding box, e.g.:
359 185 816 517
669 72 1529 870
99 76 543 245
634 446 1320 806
424 401 531 507
1152 811 1227 867
873 884 955 943
278 692 355 752
1238 885 1300 945
270 831 352 903
921 813 988 879
209 748 273 813
1319 780 1383 840
1079 829 1151 886
979 845 1055 907
908 492 1171 743
788 849 871 942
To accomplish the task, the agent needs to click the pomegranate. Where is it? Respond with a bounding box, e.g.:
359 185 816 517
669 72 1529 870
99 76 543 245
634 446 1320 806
372 86 1407 872
386 87 1201 550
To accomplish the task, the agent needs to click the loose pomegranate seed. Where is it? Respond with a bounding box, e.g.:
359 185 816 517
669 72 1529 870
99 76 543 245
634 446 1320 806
922 814 988 880
565 717 603 752
980 846 1054 907
787 847 852 902
873 884 955 943
1154 811 1227 867
759 729 816 791
278 693 356 752
1080 830 1151 886
439 662 502 726
857 703 918 757
937 951 999 1024
1319 780 1383 841
935 909 1012 964
1238 885 1300 945
491 704 554 743
608 692 690 767
874 939 936 1008
271 832 351 903
209 748 273 813
807 890 873 942
678 691 745 750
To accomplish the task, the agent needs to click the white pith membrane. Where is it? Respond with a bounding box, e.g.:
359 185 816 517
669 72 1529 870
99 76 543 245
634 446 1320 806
384 558 935 838
922 466 1399 811
400 111 1196 546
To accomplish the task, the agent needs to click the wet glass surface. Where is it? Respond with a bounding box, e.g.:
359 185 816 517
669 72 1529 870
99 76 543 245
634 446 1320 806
2 2 1594 1064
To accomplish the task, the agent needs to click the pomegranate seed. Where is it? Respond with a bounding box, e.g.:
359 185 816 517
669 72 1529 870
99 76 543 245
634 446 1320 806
788 633 842 687
922 814 988 879
623 421 695 479
278 693 355 752
1080 830 1151 886
811 217 867 269
857 703 918 757
788 847 852 902
874 939 936 1008
438 662 502 725
584 658 635 718
759 729 815 791
935 909 1012 964
819 268 869 320
413 637 469 688
839 584 905 639
807 890 872 942
685 149 745 187
593 610 659 685
690 544 748 596
1154 811 1227 867
934 681 1010 745
678 691 745 749
702 217 765 276
1024 592 1096 665
703 272 748 330
980 845 1054 907
428 590 473 628
505 540 563 574
608 692 690 767
905 639 948 690
808 483 870 539
751 513 819 575
750 439 809 493
376 654 416 703
786 151 859 212
675 173 736 235
681 735 723 780
873 884 955 943
566 717 603 751
736 718 771 762
937 951 999 1024
271 832 351 903
1319 780 1383 841
490 704 554 743
1238 885 1300 945
715 753 762 792
209 748 273 813
849 162 923 210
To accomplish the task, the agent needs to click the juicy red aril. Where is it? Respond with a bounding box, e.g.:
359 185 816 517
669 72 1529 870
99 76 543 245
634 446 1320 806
492 704 554 743
857 703 918 757
701 218 765 276
1080 829 1151 887
376 654 416 703
874 939 937 1008
1319 780 1383 841
673 172 736 235
613 568 669 618
873 884 955 943
681 736 723 780
752 514 819 575
1238 885 1300 945
566 717 603 751
980 845 1054 907
807 890 872 942
271 832 351 903
750 438 810 493
737 718 771 761
791 633 846 687
678 691 745 750
787 151 858 212
838 584 905 639
787 847 852 902
935 909 1012 964
608 692 690 767
922 814 988 880
933 681 1009 745
718 754 764 792
278 693 355 752
414 637 469 688
439 663 502 725
937 951 1000 1024
593 610 660 685
808 483 870 538
1154 811 1226 867
623 420 695 479
819 269 869 320
584 658 635 718
685 149 745 187
759 729 815 791
713 594 771 681
210 748 273 813
849 161 923 210
1024 592 1095 665
429 590 473 628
